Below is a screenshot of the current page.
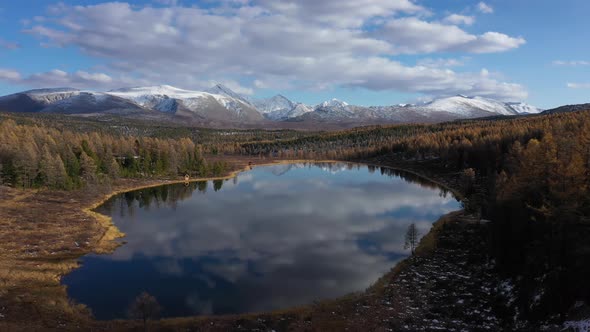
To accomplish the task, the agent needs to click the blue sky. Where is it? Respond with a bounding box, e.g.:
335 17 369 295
0 0 589 108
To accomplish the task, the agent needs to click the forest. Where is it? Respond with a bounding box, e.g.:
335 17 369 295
238 110 590 323
1 109 589 325
0 119 228 189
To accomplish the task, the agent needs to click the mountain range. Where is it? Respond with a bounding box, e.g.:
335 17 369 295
0 84 544 128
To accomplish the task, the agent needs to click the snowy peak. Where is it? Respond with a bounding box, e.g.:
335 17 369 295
206 84 251 105
107 85 208 113
18 88 83 105
270 94 293 106
22 87 80 95
253 94 294 113
294 94 542 123
0 84 264 122
108 85 207 99
309 98 363 120
0 85 543 126
252 94 313 120
423 95 520 116
506 102 543 114
108 84 261 119
320 98 349 108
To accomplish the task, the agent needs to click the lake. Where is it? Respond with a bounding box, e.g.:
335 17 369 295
62 162 460 319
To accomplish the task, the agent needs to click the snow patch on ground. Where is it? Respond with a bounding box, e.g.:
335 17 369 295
564 319 590 332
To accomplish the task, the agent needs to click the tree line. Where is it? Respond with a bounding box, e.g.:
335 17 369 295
0 119 227 189
236 110 590 324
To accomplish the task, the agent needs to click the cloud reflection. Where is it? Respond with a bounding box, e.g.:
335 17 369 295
66 163 460 319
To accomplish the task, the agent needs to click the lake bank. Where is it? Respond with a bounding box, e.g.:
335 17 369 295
0 156 503 331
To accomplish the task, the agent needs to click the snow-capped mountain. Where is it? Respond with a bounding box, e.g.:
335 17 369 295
506 102 543 114
320 98 349 109
253 95 294 114
308 98 375 120
415 95 543 116
252 94 313 120
420 95 520 116
0 85 264 123
107 85 262 121
294 95 543 123
24 88 81 103
206 84 253 106
0 85 543 127
0 88 146 114
288 103 314 118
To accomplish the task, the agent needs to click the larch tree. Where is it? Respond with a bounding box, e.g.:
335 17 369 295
404 223 420 255
79 150 98 183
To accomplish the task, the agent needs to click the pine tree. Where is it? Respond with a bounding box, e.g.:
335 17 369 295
80 150 97 183
106 158 120 179
404 223 419 255
53 156 69 189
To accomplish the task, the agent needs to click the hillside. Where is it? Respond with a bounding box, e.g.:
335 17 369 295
0 86 542 128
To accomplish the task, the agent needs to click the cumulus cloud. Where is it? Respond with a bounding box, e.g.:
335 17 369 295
29 70 112 87
154 0 179 5
0 68 22 81
6 1 528 100
378 18 525 54
443 14 475 26
477 2 494 14
257 0 425 28
0 68 148 89
417 57 468 68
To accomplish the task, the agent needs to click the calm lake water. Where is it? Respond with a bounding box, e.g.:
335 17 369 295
62 162 460 319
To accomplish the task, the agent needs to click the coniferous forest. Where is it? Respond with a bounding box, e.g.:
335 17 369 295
1 109 589 327
0 119 228 189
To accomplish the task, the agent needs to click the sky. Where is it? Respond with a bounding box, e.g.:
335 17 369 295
0 0 588 109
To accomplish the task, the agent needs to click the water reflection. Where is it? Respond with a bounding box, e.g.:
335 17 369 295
63 163 460 319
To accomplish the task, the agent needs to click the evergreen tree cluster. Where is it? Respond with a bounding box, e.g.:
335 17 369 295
238 110 590 321
0 119 227 189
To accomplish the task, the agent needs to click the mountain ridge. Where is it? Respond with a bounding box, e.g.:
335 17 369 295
0 84 544 127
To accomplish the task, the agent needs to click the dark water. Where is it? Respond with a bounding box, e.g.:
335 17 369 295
62 162 460 319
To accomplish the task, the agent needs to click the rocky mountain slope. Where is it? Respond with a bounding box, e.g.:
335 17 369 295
0 85 542 127
542 103 590 114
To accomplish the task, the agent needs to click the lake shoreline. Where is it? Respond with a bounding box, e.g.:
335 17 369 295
0 157 497 331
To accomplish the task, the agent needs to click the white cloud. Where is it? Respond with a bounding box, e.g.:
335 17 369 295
154 0 179 5
7 1 528 100
0 68 21 81
25 69 103 87
477 2 494 14
417 57 468 68
466 32 526 53
567 82 590 89
553 60 590 66
378 18 525 54
0 68 148 89
443 14 475 26
257 0 425 28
